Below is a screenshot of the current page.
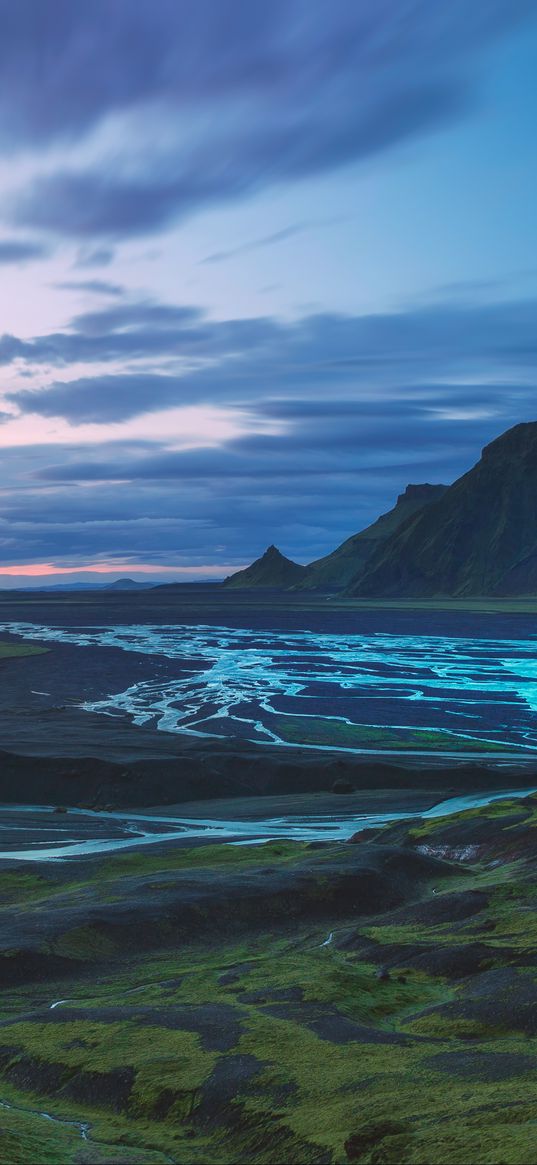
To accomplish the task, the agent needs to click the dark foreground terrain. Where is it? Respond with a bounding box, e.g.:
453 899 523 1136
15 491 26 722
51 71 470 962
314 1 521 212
0 793 537 1163
1 598 537 1161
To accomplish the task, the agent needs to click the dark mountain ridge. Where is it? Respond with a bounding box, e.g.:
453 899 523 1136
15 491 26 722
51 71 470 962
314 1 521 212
294 483 446 591
348 422 537 597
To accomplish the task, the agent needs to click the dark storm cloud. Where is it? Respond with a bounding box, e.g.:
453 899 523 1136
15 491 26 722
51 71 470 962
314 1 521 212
3 0 535 237
0 238 49 263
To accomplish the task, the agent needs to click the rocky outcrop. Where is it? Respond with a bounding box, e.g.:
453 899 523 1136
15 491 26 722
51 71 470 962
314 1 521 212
223 545 306 589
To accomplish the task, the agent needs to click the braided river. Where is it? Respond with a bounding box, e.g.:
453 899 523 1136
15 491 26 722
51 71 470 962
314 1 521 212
2 619 537 756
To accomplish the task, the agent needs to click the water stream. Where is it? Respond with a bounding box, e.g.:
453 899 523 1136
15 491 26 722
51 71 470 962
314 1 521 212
4 620 537 754
0 786 533 861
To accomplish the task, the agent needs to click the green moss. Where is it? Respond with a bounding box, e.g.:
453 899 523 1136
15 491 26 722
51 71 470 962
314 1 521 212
0 642 48 659
96 839 308 881
406 1122 537 1165
0 1104 81 1165
0 1097 170 1163
0 872 51 905
0 1018 217 1080
1 790 537 1163
131 1045 217 1120
53 925 118 960
408 798 525 839
404 1013 504 1039
272 714 509 752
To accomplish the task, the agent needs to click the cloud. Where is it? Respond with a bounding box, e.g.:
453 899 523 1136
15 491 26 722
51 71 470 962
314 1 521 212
0 298 280 381
6 84 468 239
5 295 537 424
74 246 115 269
0 381 531 570
201 226 305 265
2 289 537 569
0 238 49 263
3 1 535 238
3 402 505 568
53 279 124 296
10 374 186 423
199 216 349 264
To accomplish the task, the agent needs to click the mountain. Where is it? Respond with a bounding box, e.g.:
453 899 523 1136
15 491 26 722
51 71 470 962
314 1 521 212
348 422 537 597
104 577 152 590
224 545 307 589
294 484 447 591
15 577 156 593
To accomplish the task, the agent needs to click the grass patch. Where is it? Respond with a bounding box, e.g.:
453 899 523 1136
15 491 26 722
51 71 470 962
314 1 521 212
0 872 52 905
0 1018 216 1078
408 798 528 839
95 839 309 881
53 925 118 960
0 641 48 659
272 715 509 753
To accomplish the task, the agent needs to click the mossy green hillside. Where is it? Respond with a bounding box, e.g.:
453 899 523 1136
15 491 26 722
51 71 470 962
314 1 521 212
0 797 536 1162
407 796 532 840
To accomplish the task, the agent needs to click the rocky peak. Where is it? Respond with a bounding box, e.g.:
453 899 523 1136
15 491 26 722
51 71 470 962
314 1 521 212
481 421 537 464
396 484 447 506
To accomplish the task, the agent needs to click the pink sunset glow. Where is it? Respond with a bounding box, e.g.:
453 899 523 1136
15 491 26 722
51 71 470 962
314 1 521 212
0 563 181 576
0 563 245 585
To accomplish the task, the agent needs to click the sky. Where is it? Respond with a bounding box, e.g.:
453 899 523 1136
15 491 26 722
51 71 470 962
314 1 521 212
0 1 537 586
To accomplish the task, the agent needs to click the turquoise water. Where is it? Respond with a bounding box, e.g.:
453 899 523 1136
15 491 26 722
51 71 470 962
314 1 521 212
3 619 537 755
0 787 534 860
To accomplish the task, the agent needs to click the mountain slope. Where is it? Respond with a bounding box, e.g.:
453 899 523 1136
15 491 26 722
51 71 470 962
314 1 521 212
224 545 307 589
294 484 447 591
348 422 537 597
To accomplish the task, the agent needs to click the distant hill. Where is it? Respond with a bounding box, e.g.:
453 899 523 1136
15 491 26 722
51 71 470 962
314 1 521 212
104 578 151 591
348 422 537 597
224 545 307 589
294 484 447 592
15 577 156 593
150 580 223 591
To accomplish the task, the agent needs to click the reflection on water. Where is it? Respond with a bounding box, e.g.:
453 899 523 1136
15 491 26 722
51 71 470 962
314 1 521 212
2 620 537 754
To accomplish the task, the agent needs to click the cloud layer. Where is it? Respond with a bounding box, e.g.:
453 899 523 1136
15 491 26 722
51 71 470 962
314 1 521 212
0 2 535 576
1 1 535 239
0 291 535 571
